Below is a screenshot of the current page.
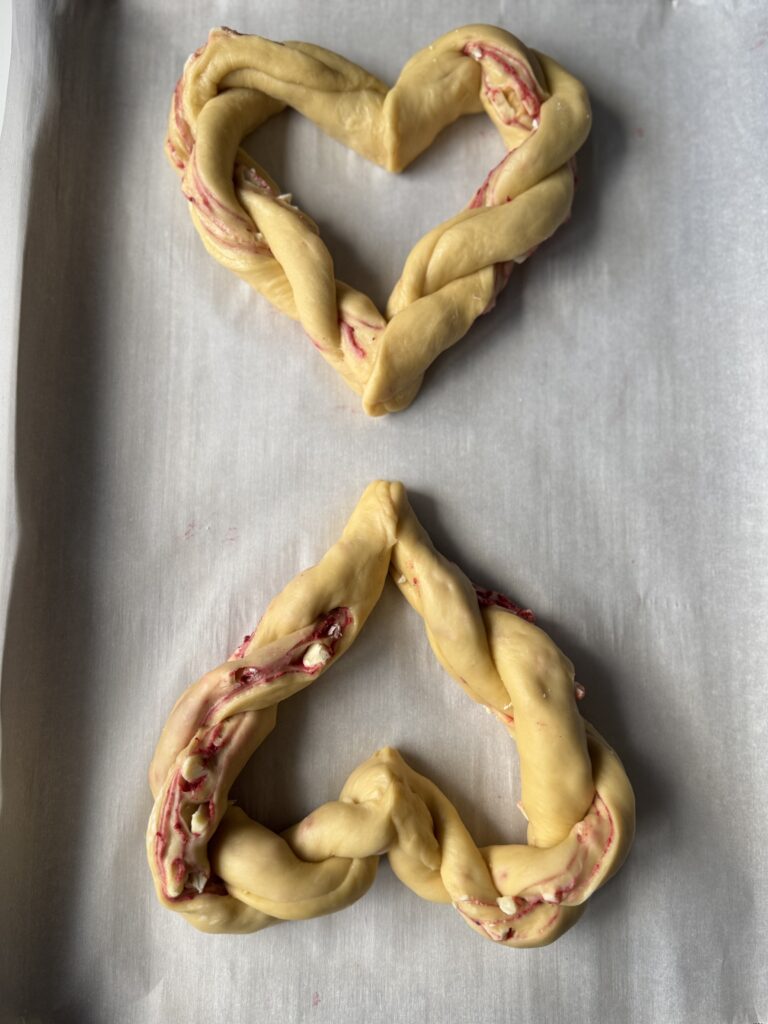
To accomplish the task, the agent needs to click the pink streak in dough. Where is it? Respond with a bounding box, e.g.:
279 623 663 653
474 584 534 622
338 313 385 360
454 893 550 943
335 313 387 362
169 78 193 168
153 749 219 902
203 608 353 725
462 42 543 129
152 718 233 903
518 794 616 903
468 150 516 210
183 159 270 256
452 792 615 943
475 586 585 703
230 633 252 660
340 319 367 359
152 607 353 902
167 137 186 172
585 796 615 880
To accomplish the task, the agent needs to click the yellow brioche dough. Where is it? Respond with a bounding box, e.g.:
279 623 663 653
167 26 590 415
147 482 634 947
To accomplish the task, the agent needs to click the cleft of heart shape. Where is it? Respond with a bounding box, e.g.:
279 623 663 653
167 24 591 415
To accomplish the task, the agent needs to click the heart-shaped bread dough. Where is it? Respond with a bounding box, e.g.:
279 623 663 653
167 25 590 415
147 482 634 947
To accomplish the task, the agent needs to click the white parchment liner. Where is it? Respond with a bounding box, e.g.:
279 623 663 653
0 1 766 1021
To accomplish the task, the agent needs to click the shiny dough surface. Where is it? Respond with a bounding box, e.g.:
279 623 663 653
147 482 634 948
166 25 591 415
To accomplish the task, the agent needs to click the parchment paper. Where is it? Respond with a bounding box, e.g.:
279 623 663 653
1 1 766 1022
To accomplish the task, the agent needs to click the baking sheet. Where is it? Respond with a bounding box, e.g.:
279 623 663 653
1 1 767 1022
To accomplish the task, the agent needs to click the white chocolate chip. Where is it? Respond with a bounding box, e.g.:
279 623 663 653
187 871 207 894
181 755 205 782
397 574 407 584
191 805 209 834
469 45 483 60
303 642 331 669
497 896 518 915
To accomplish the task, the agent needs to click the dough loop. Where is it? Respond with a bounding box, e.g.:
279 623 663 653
147 482 634 947
167 25 591 415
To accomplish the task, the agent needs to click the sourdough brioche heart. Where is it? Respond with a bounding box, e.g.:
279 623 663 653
147 482 635 947
167 25 591 415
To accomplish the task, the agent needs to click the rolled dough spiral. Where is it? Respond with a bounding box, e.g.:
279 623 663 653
166 25 591 415
147 482 634 947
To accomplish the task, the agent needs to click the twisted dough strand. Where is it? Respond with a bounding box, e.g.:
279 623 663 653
147 482 634 947
167 26 590 414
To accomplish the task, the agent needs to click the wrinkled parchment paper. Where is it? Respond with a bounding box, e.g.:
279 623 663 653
1 1 766 1021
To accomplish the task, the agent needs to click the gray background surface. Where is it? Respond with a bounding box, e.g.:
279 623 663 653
0 1 766 1022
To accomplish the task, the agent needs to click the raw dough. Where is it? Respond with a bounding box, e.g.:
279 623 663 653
147 482 634 947
167 25 591 415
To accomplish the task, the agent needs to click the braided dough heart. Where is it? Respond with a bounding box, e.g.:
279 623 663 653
167 25 590 415
147 482 634 947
